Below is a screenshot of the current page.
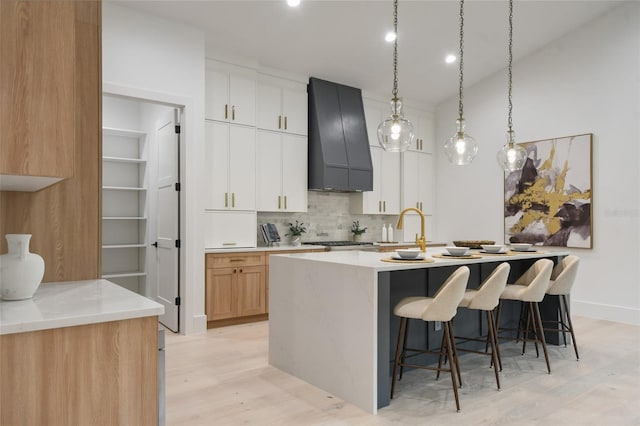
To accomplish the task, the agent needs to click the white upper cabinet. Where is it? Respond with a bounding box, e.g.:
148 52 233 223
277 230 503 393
404 108 435 153
401 151 434 215
205 61 256 126
256 130 307 212
256 75 307 136
205 121 256 211
350 146 401 215
363 98 387 147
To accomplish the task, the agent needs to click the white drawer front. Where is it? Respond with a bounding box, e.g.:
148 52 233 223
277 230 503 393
205 211 257 248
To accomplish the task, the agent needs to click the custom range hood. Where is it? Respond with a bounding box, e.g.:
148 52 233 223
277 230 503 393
308 77 373 192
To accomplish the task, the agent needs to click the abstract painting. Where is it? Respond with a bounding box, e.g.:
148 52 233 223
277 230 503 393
504 133 593 248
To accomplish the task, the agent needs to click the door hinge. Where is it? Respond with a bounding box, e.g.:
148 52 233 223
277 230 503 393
175 124 181 134
175 239 181 248
174 297 181 306
175 182 181 191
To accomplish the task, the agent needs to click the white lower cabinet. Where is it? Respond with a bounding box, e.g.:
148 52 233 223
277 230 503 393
204 211 257 249
401 151 434 215
351 146 401 215
256 130 307 212
205 121 256 210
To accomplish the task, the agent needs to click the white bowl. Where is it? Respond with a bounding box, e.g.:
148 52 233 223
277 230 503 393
395 249 421 259
446 246 470 256
481 244 504 253
510 243 532 251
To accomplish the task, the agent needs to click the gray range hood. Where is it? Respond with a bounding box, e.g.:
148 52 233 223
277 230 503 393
308 77 373 192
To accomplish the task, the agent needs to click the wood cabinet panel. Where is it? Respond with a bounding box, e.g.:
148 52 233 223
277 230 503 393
1 0 75 179
0 316 157 426
206 267 235 320
236 265 266 316
0 0 101 282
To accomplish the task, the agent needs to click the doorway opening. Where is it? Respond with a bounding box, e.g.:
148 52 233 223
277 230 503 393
102 93 182 332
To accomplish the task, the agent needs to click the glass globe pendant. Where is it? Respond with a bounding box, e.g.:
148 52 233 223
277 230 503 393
377 0 414 152
444 118 477 165
444 0 477 165
378 98 414 152
497 130 526 172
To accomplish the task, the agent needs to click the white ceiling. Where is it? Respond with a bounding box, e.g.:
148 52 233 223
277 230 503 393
112 0 622 107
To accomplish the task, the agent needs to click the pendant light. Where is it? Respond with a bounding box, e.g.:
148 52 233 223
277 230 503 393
497 0 527 172
378 0 414 152
444 0 478 165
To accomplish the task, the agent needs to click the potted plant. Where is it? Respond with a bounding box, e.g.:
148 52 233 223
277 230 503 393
351 220 367 242
286 220 307 246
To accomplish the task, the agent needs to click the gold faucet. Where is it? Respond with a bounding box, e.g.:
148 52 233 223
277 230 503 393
397 207 427 252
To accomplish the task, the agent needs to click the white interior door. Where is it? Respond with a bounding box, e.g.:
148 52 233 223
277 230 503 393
155 108 180 332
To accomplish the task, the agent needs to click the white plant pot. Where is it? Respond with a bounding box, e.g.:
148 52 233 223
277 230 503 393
0 234 45 300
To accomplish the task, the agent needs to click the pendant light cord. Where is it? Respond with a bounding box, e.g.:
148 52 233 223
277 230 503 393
392 0 399 101
458 0 465 121
507 0 514 139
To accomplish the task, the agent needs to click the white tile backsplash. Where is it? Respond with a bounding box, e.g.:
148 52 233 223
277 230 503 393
257 191 399 244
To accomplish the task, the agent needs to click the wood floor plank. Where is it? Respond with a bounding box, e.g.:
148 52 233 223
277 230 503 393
165 317 640 425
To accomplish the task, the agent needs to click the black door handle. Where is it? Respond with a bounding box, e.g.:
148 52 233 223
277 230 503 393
152 242 158 248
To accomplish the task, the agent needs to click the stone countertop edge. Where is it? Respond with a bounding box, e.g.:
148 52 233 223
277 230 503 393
0 279 164 336
205 245 328 253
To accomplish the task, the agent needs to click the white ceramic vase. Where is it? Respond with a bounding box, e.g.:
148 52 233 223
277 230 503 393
0 234 45 300
290 235 302 246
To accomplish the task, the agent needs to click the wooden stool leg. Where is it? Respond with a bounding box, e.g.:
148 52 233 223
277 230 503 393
444 322 461 412
486 310 501 390
488 310 503 371
562 295 580 360
390 317 406 399
436 330 446 380
399 318 410 380
532 302 551 374
448 320 462 388
557 297 568 347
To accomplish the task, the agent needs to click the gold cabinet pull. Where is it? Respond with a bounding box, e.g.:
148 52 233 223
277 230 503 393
222 242 237 246
284 195 287 209
278 115 282 129
379 201 382 212
232 105 236 120
416 139 420 150
416 202 419 209
278 195 281 209
232 192 235 208
225 192 228 207
383 201 386 212
225 104 228 119
284 116 288 130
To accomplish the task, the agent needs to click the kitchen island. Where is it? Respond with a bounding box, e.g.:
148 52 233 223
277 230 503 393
0 279 164 425
268 248 569 414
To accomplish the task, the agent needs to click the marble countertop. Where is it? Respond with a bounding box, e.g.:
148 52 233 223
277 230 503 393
0 279 164 335
270 247 570 272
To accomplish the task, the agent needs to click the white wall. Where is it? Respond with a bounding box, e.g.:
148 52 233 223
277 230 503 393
435 3 640 324
102 3 207 334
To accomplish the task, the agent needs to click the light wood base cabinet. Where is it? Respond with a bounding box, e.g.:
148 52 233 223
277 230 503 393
0 316 158 426
206 253 266 327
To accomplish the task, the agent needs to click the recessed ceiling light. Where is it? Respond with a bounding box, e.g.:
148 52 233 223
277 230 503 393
445 54 457 64
385 31 397 42
287 0 301 7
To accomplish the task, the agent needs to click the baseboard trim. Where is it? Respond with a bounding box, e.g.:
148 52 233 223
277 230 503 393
572 300 640 325
207 314 269 329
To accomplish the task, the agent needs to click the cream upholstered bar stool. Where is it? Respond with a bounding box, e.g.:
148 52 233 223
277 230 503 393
454 262 511 390
391 266 470 412
495 259 554 373
544 255 581 360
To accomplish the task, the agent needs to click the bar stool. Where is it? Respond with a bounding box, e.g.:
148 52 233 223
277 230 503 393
454 262 510 390
391 266 470 412
544 255 581 360
495 259 554 373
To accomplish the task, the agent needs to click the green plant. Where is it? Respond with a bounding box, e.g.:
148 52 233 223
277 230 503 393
286 220 307 237
351 220 367 235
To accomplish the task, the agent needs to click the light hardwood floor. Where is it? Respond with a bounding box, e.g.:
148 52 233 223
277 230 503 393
166 316 640 425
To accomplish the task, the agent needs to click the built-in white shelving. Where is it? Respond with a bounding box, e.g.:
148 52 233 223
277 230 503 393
101 126 148 294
